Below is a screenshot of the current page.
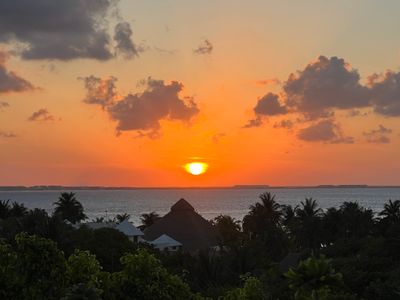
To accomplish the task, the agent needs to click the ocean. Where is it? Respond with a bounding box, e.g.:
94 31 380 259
1 187 399 225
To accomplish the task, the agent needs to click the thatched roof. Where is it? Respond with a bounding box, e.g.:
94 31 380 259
144 198 218 251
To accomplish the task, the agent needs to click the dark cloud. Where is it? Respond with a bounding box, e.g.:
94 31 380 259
114 22 139 59
194 39 213 55
0 101 10 111
297 119 354 144
368 71 400 116
273 119 294 129
363 125 392 144
81 77 200 137
80 75 117 108
245 55 400 144
0 0 121 60
255 78 281 86
254 93 288 116
0 51 35 93
346 109 369 117
28 108 57 122
284 56 369 118
243 117 263 128
0 130 17 138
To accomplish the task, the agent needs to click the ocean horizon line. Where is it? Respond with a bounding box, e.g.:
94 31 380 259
1 184 400 191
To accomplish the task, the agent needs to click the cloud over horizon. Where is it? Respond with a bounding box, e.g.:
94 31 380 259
297 119 354 144
0 51 36 93
194 39 213 55
28 108 57 122
81 76 200 137
114 21 140 59
363 125 392 144
0 0 139 61
246 55 400 144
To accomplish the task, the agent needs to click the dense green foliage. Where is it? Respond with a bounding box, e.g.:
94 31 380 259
0 193 399 299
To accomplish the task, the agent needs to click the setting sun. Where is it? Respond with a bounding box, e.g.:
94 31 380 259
184 162 208 176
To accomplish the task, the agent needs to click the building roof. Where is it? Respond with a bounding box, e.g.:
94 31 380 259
144 198 218 251
115 220 144 236
151 234 182 249
80 220 144 237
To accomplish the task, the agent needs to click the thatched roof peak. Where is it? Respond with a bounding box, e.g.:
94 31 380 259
171 198 195 212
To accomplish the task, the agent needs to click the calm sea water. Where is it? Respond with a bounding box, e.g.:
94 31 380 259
1 188 399 225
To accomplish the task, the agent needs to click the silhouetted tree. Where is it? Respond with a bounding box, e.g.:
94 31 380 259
285 256 350 300
54 193 86 224
213 215 242 247
115 213 130 224
9 201 28 218
379 199 400 225
140 211 160 229
0 199 11 219
242 192 282 238
294 198 323 249
92 217 105 223
338 202 374 239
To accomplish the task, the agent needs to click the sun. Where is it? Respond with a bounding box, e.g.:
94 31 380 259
184 162 208 176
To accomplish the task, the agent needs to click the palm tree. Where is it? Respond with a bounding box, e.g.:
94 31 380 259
242 192 282 238
213 215 242 247
379 199 400 225
282 204 298 239
92 216 105 223
0 199 11 219
140 212 160 229
296 198 323 219
53 192 86 224
294 198 323 249
115 213 130 223
339 201 374 239
10 201 28 218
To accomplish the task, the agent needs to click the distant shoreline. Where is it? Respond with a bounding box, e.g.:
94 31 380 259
1 185 400 191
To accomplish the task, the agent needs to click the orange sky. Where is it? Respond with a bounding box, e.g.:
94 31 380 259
0 0 400 186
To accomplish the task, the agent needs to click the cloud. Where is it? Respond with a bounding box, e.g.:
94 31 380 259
244 93 287 128
194 39 213 55
363 125 392 144
297 119 354 144
80 75 118 108
0 0 123 60
0 101 10 111
245 55 400 144
0 51 35 93
368 71 400 116
283 56 369 119
28 108 57 122
81 77 200 137
243 117 263 128
273 119 294 129
114 22 139 59
255 78 281 86
254 93 288 116
0 130 17 138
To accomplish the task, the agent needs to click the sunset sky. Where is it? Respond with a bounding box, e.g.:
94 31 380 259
1 0 400 186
